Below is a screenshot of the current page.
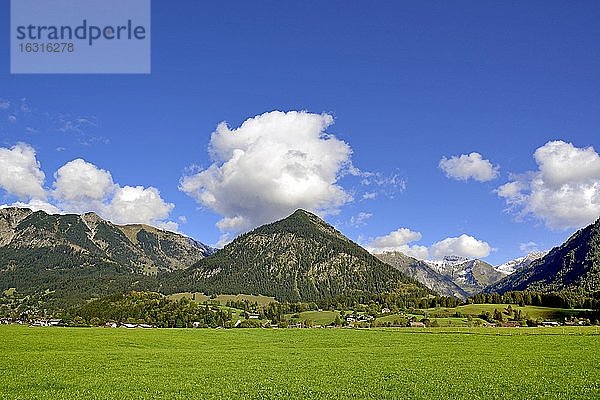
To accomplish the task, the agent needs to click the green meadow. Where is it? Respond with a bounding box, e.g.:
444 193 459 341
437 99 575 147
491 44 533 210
1 325 598 399
430 304 590 320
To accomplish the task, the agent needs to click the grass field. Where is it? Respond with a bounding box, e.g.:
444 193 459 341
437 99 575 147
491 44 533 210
1 325 598 399
428 304 590 320
292 310 340 325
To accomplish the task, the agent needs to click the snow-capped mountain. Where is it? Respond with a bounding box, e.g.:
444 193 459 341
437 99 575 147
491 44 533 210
375 252 470 299
423 255 506 295
494 251 548 275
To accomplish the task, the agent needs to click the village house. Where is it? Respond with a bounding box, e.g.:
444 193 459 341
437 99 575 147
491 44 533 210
542 321 560 327
410 321 426 328
356 315 369 322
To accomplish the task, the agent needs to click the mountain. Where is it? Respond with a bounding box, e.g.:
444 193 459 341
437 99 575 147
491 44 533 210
374 251 469 299
0 207 212 304
485 218 600 294
494 251 548 275
162 209 432 302
423 256 506 296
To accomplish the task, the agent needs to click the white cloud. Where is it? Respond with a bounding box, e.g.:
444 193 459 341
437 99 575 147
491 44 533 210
430 234 492 259
366 228 430 260
214 233 233 249
519 241 539 253
350 212 372 227
439 152 499 182
102 186 175 228
0 143 46 200
178 215 188 224
362 192 377 200
180 110 354 232
498 140 600 229
1 199 61 215
370 228 422 247
359 172 406 200
534 140 600 186
7 115 17 124
0 143 178 231
0 99 10 109
53 159 115 205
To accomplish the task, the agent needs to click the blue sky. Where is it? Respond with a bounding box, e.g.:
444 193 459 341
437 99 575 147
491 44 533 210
1 1 599 264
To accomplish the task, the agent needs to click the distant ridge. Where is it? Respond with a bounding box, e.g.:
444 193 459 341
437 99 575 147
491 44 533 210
422 256 505 296
494 251 548 275
374 251 469 299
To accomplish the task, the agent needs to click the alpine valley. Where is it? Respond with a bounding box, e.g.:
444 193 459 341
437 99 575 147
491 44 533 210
1 206 599 308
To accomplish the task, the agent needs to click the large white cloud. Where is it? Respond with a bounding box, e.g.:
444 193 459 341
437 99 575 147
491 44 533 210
0 143 178 231
366 228 430 260
0 143 46 200
180 111 354 232
103 186 175 228
53 158 115 205
498 140 600 229
430 234 492 259
439 152 499 182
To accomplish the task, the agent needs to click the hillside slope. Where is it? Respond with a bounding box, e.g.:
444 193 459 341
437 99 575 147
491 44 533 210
485 218 600 294
163 210 432 301
0 207 212 304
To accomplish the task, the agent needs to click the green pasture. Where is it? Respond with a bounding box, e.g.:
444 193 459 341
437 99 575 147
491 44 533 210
428 304 589 320
1 325 598 399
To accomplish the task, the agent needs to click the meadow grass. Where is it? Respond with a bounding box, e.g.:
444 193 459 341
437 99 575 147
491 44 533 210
431 304 588 320
294 310 340 325
1 325 598 399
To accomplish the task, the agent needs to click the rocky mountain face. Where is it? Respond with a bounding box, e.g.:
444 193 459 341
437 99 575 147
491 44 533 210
494 251 548 275
0 207 213 304
485 218 600 294
0 207 212 273
163 209 431 302
374 251 469 299
423 256 506 296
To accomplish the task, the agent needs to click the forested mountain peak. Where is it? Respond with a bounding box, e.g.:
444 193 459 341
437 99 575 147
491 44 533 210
163 209 432 302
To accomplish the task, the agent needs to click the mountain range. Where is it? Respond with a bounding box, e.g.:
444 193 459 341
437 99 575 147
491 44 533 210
423 256 506 296
1 206 599 306
0 207 212 304
374 252 470 299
